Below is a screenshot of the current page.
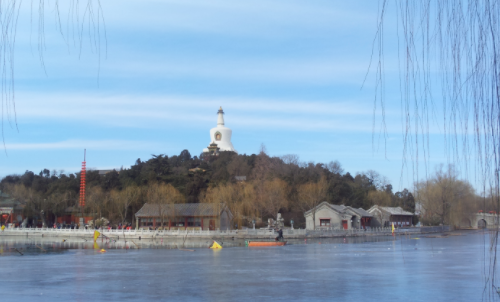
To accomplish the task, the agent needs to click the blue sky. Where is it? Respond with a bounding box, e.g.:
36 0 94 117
0 0 466 191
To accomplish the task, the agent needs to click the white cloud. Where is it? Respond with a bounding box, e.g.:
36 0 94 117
99 0 375 37
5 139 162 151
14 92 399 132
17 93 378 116
101 56 385 85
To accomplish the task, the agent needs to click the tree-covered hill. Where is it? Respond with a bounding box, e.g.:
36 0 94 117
0 149 417 228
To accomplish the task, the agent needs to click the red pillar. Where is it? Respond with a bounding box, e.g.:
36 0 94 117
201 218 204 230
184 217 188 230
153 218 156 228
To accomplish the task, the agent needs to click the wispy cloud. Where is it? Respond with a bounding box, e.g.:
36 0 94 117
5 139 163 151
15 92 398 132
17 93 379 116
102 57 387 85
99 0 376 37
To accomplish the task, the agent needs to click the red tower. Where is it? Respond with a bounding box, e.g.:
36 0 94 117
79 149 86 208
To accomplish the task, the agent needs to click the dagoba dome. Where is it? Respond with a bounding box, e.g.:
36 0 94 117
203 107 237 154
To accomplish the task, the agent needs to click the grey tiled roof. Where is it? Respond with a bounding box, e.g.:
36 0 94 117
303 202 372 217
379 206 413 215
135 203 227 217
0 199 24 210
330 204 347 212
347 207 373 217
0 192 24 210
369 205 414 216
98 169 118 175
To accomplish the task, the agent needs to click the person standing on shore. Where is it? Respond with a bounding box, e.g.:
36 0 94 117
275 228 284 242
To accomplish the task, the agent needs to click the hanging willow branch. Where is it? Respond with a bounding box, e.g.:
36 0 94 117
0 0 106 147
371 0 500 300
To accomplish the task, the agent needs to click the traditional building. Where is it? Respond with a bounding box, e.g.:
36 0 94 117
135 203 232 230
304 201 373 230
97 169 119 176
367 205 414 228
0 190 24 226
58 206 93 226
202 107 237 155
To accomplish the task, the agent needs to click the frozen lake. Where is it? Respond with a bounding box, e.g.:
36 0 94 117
0 231 493 301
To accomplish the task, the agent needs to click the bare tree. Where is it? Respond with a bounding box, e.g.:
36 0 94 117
6 184 42 225
146 183 184 229
281 154 300 166
85 186 105 227
327 160 344 175
415 164 476 227
202 181 257 229
257 178 289 219
297 176 328 229
47 191 75 225
227 155 251 178
110 186 142 226
367 190 391 208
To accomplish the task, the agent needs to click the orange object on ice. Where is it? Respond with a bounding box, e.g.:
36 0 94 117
246 241 286 247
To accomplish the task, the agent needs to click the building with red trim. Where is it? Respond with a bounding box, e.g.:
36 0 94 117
304 201 373 230
367 205 414 228
0 190 25 226
135 203 232 230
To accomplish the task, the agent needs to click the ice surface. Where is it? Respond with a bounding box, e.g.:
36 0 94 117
0 232 489 301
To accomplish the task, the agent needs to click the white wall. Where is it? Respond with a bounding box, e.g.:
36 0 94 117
305 206 350 230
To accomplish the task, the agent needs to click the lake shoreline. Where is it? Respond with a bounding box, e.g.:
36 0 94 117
0 225 457 240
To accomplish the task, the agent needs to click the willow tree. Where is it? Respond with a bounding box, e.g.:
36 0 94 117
297 176 328 230
373 1 500 298
415 164 476 227
47 191 76 225
110 185 142 226
5 183 43 225
85 185 105 226
257 178 289 220
146 183 184 229
0 1 105 144
202 182 256 230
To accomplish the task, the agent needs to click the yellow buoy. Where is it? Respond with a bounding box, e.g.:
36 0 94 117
100 249 106 253
210 241 222 249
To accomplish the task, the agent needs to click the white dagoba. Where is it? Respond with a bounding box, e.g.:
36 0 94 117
203 107 237 153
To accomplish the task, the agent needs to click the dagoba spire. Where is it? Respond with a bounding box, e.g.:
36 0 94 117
217 106 225 126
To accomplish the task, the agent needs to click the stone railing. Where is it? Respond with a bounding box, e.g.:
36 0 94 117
0 225 450 238
0 227 308 238
309 226 434 236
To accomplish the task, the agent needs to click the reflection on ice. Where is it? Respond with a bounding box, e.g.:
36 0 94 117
0 234 399 255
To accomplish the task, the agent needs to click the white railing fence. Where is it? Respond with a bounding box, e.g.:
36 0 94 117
0 225 450 237
0 227 306 237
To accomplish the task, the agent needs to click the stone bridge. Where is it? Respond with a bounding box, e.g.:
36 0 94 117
469 213 499 229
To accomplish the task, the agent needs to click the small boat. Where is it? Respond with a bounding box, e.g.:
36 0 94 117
245 240 287 247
